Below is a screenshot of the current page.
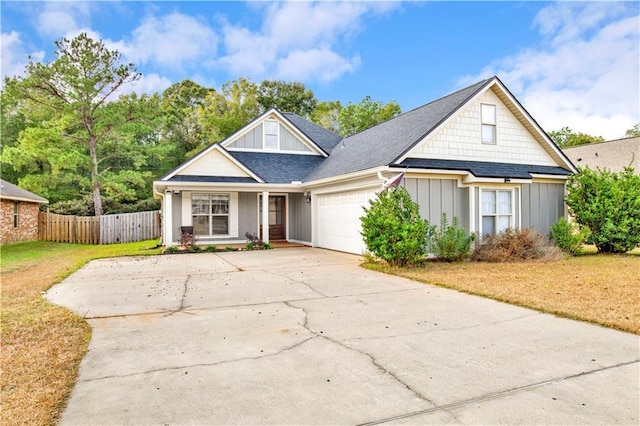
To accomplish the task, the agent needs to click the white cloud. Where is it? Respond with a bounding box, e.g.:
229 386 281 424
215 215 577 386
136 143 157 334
217 1 398 83
124 73 173 96
118 13 218 72
460 2 639 140
35 2 92 38
1 31 44 81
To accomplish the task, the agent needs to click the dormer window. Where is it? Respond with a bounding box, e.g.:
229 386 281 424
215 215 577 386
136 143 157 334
264 120 278 149
481 103 496 144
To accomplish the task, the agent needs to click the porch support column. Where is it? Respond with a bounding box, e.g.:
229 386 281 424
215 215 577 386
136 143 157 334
164 190 174 246
261 191 270 243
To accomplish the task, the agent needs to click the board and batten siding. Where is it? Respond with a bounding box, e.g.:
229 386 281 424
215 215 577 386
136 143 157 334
288 193 311 243
238 192 258 237
521 182 565 236
227 123 312 152
229 125 263 149
403 178 470 233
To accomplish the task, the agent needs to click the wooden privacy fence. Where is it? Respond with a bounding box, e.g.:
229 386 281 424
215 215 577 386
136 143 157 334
39 210 160 244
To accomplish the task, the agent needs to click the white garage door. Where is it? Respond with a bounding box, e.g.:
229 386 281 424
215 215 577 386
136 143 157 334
317 189 378 254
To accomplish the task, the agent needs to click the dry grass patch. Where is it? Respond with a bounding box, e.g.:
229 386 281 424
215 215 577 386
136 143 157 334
365 254 639 334
1 241 162 426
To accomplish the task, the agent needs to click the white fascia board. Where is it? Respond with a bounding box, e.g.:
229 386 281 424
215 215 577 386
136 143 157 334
0 195 48 203
462 175 531 185
387 167 469 178
161 144 264 183
302 166 388 189
154 181 305 193
530 173 570 181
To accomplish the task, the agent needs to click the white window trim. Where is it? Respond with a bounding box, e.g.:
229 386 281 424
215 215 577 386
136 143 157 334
481 103 497 145
189 192 238 238
479 188 515 237
263 119 280 150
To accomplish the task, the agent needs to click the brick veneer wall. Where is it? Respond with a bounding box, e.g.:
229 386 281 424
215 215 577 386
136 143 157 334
0 199 41 245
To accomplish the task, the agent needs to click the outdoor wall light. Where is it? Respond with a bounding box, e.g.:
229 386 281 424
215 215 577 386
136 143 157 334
305 192 312 203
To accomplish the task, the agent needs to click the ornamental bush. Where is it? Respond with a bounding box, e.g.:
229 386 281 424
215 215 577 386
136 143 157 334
566 167 640 253
549 217 590 256
429 213 475 262
360 186 433 266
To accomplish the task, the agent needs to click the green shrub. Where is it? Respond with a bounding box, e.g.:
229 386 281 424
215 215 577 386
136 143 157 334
224 246 234 252
360 186 433 266
566 166 640 253
471 228 563 262
549 218 590 255
164 246 179 254
205 245 218 253
429 213 475 262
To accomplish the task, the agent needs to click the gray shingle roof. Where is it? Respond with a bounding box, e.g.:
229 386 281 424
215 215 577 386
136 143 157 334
0 179 48 203
281 112 343 155
229 152 325 183
563 137 640 173
398 159 571 179
305 78 492 181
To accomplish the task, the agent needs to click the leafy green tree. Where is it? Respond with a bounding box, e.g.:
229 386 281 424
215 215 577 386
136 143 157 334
257 80 317 117
161 80 214 161
339 96 401 136
309 100 342 134
3 33 140 215
566 166 640 253
548 126 604 148
360 186 432 266
625 123 640 137
196 78 260 154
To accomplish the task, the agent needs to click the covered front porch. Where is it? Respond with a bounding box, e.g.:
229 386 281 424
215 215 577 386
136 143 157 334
160 187 312 247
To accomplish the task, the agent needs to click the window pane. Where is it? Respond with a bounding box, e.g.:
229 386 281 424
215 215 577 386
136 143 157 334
481 104 496 125
482 191 496 214
192 194 210 214
497 191 512 214
482 124 496 143
265 134 277 148
482 216 495 236
264 121 278 135
193 216 209 235
212 194 229 214
212 216 228 235
497 216 511 233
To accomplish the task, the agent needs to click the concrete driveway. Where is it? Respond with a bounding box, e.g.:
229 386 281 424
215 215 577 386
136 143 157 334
46 248 639 425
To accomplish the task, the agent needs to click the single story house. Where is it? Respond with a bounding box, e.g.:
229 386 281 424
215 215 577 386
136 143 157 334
563 136 640 173
0 179 48 245
153 76 576 254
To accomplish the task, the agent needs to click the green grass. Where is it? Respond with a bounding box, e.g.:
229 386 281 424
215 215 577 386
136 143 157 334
1 239 163 426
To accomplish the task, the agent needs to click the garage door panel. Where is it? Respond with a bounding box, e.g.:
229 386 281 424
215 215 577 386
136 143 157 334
317 190 377 254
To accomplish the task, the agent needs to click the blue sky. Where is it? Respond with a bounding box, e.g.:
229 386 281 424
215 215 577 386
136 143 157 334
2 1 639 139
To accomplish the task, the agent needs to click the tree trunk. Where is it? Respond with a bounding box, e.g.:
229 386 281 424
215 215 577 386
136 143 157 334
88 133 103 216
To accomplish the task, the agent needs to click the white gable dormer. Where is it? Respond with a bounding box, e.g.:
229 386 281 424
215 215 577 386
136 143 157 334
401 80 571 169
223 110 326 156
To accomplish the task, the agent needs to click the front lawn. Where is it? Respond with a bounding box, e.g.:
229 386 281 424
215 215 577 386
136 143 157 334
1 240 163 426
365 253 639 335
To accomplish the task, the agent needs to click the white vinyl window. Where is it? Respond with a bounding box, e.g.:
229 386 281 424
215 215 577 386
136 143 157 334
264 120 278 149
481 189 512 236
192 194 229 236
481 104 496 144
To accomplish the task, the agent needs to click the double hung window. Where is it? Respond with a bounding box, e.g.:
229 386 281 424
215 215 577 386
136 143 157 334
481 104 496 144
481 189 512 236
13 202 19 228
192 194 229 235
264 120 278 149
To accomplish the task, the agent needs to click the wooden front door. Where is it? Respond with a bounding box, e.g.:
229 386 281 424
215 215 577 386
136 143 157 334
260 196 286 241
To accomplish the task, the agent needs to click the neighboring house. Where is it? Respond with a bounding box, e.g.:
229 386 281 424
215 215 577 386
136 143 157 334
153 76 576 254
563 136 640 173
0 179 48 245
